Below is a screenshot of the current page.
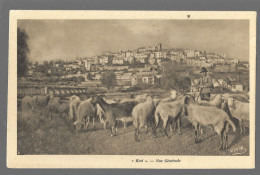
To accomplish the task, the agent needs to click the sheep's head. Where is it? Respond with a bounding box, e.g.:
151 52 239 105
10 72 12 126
169 90 177 100
227 98 235 107
183 94 195 105
91 94 98 104
145 95 153 102
91 94 106 104
73 121 83 131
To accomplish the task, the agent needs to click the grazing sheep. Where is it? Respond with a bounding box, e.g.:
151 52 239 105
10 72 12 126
22 94 53 115
69 96 81 121
154 96 186 138
48 98 69 120
185 95 236 151
21 96 36 112
73 99 97 131
69 95 80 102
132 95 156 142
91 94 137 136
227 98 249 134
35 94 54 108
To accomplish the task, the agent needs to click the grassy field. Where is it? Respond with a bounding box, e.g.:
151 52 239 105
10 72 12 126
17 108 249 156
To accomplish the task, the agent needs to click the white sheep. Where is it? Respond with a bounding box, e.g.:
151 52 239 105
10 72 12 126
154 96 186 138
227 97 249 134
69 97 81 121
69 95 80 102
185 95 236 151
152 90 179 107
197 94 223 108
223 93 249 103
135 93 148 103
73 98 97 131
196 94 223 134
132 95 156 142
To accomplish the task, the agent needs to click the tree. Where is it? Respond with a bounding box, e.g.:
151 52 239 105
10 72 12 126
17 27 30 77
161 61 191 92
101 70 117 90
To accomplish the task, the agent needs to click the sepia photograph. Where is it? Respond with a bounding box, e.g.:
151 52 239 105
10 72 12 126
7 11 256 168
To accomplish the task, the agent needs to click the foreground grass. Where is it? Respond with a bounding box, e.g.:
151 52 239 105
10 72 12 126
17 109 249 155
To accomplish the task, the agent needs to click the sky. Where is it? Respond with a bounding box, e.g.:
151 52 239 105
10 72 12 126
18 20 249 62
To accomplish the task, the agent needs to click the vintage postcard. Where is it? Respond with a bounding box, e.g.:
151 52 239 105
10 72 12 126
7 11 256 168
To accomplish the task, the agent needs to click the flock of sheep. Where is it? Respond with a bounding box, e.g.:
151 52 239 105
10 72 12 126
21 90 249 151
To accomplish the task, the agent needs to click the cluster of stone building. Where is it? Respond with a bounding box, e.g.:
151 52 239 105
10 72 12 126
27 43 246 90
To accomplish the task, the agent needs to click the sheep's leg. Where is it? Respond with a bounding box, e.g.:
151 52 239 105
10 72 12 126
110 121 116 136
110 127 114 137
145 125 148 133
153 116 160 138
199 125 204 134
177 118 182 135
115 121 118 134
163 119 171 139
84 117 90 129
135 128 140 142
103 121 107 130
241 119 245 134
194 123 200 144
69 104 73 120
219 130 225 151
124 121 127 130
152 123 157 138
224 126 229 150
169 123 173 132
92 116 95 128
239 120 243 134
99 114 103 123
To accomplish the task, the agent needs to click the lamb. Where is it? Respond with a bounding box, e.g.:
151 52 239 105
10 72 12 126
34 94 54 109
91 94 137 136
73 98 97 131
154 96 186 138
48 98 70 120
132 95 156 142
227 97 249 134
184 95 236 151
21 96 36 112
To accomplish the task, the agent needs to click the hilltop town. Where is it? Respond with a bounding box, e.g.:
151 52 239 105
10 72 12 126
22 43 249 93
